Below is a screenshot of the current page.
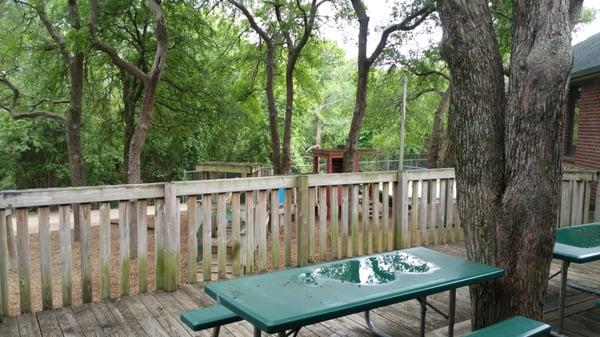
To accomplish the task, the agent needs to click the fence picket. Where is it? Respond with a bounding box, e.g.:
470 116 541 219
284 189 293 267
246 191 255 273
232 193 241 275
0 209 9 315
362 183 371 254
270 189 280 269
203 194 213 281
119 201 130 296
297 176 309 266
257 190 267 272
420 181 429 245
382 182 390 251
330 187 339 259
79 203 92 303
155 199 166 290
99 203 111 300
308 187 316 262
38 207 52 310
186 196 198 284
350 184 360 257
58 205 72 306
341 186 349 258
218 193 228 278
16 209 31 313
411 181 419 247
319 186 327 261
137 200 148 292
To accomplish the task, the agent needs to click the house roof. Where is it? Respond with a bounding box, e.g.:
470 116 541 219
572 32 600 80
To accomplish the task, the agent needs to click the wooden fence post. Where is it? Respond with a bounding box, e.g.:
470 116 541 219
296 176 309 267
395 171 408 249
0 209 8 316
164 183 180 291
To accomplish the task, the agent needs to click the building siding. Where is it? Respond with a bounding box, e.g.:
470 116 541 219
562 78 600 171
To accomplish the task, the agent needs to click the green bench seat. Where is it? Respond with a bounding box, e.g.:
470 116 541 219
596 300 600 309
181 304 241 336
466 316 551 337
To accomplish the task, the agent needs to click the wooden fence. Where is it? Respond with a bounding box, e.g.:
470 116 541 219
0 168 597 316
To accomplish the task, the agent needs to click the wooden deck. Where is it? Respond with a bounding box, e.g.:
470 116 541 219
0 242 598 337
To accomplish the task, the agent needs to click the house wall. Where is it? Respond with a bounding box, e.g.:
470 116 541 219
562 78 600 171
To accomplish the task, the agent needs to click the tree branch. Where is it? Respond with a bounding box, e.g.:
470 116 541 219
0 75 67 123
569 0 584 30
228 0 273 46
367 3 435 66
14 0 71 66
89 0 149 83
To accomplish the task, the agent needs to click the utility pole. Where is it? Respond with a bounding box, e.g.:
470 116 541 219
399 77 407 170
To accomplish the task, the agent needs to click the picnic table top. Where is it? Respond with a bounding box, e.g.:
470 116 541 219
554 222 600 263
205 247 503 333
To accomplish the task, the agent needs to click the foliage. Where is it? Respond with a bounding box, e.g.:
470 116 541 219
1 0 589 187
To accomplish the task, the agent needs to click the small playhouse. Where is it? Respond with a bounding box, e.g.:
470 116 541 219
311 147 376 173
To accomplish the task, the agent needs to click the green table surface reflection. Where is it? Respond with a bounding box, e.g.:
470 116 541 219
553 223 600 263
205 247 503 333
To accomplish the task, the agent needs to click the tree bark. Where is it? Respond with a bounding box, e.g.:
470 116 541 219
438 0 582 327
426 87 450 168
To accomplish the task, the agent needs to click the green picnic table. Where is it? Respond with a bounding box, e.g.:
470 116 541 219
553 222 600 335
205 247 504 337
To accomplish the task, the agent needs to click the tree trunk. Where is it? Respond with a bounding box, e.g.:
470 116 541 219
426 87 450 168
343 8 369 173
281 52 297 175
265 45 282 175
121 72 143 182
439 0 581 327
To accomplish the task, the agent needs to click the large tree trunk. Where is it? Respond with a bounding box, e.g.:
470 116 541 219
121 72 144 182
439 0 580 327
426 87 450 168
343 6 369 173
265 45 282 175
281 53 297 175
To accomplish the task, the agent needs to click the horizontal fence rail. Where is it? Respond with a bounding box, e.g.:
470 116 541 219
0 168 597 316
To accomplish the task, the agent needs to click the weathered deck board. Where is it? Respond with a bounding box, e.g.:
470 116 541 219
2 242 599 337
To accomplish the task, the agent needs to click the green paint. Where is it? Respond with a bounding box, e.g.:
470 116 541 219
554 223 600 263
298 251 439 286
556 224 600 248
465 316 550 337
205 247 503 334
100 263 110 299
138 256 148 293
120 258 130 296
156 249 165 290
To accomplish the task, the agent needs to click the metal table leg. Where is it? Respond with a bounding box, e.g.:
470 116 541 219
417 297 427 337
558 260 570 335
364 310 393 337
254 326 262 337
448 289 456 337
212 326 221 337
